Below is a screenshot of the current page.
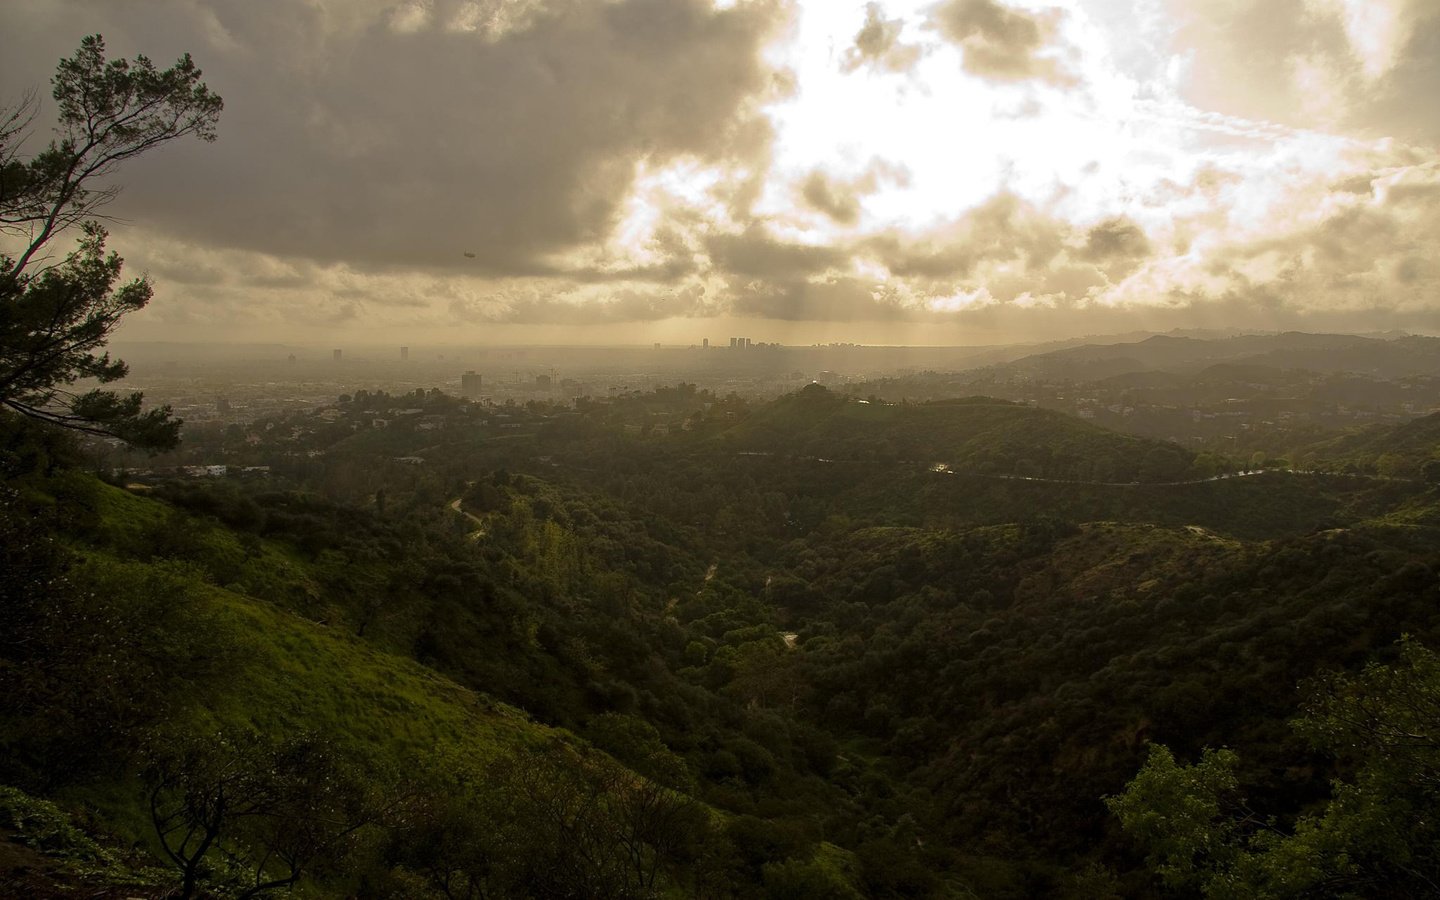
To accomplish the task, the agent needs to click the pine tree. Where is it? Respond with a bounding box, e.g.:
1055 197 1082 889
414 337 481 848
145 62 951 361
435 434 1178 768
0 35 222 449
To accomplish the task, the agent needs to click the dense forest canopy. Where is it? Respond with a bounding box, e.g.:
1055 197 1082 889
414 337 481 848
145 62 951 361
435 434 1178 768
7 373 1440 896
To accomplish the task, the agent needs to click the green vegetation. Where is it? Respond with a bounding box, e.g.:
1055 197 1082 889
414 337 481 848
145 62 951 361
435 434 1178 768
8 380 1440 895
1109 639 1440 896
0 36 222 448
727 386 1198 483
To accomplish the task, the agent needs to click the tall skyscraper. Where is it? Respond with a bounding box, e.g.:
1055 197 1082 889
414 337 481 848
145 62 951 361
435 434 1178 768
400 346 409 361
332 349 342 361
461 371 483 397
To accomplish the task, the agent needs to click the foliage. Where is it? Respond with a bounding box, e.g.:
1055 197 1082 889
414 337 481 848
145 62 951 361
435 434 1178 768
725 387 1198 483
144 729 378 899
1 472 808 897
1104 745 1246 891
385 743 710 899
0 35 221 448
0 784 171 891
15 376 1440 894
0 483 233 788
0 784 113 865
1111 639 1440 897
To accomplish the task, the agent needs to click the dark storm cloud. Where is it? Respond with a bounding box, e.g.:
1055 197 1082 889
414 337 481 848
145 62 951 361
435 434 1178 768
1078 216 1152 280
842 3 924 75
862 192 1068 278
928 0 1076 86
1080 217 1151 262
706 224 849 279
800 172 862 225
798 161 908 225
715 194 1159 322
1 0 789 276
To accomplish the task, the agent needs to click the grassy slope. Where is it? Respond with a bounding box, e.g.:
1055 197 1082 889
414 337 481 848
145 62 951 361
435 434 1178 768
1304 410 1440 462
31 480 871 896
45 482 572 876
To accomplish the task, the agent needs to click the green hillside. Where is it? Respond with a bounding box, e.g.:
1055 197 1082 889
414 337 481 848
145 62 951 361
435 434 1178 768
1303 410 1440 478
10 384 1440 897
1 474 864 898
721 386 1197 483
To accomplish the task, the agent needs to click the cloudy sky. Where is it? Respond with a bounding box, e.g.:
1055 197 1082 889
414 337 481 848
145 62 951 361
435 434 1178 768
4 0 1439 345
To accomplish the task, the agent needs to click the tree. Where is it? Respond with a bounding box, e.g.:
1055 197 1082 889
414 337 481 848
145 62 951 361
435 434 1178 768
145 730 376 899
0 35 222 449
1109 640 1440 897
1104 744 1247 893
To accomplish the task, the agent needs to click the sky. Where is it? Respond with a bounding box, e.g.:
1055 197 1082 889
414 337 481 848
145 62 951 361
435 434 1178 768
4 0 1439 346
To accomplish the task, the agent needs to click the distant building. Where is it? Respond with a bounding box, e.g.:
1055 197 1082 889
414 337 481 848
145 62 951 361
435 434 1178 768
287 354 296 365
332 349 342 361
400 346 409 361
729 337 738 349
461 370 483 397
702 338 709 349
536 374 552 388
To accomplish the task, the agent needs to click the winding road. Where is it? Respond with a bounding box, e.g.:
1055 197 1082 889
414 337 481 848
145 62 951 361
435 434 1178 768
448 497 488 539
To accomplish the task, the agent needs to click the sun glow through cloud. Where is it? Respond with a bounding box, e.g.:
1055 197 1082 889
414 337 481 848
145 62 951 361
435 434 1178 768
3 0 1438 344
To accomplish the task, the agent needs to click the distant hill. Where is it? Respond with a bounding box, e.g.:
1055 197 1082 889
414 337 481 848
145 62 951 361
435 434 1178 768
1092 369 1191 390
720 385 1197 482
1304 410 1440 477
1190 363 1309 387
995 332 1440 380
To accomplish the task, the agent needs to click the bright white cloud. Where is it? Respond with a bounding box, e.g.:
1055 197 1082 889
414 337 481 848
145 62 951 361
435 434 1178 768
1310 0 1411 81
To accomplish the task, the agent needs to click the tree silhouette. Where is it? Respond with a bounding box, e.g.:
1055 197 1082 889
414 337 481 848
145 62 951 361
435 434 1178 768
0 35 222 449
146 731 376 899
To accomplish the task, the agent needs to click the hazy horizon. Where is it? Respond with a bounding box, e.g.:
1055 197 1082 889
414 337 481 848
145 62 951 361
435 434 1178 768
106 324 1440 356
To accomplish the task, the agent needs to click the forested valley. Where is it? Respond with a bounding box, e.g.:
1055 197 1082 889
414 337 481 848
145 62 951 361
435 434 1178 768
8 383 1440 897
